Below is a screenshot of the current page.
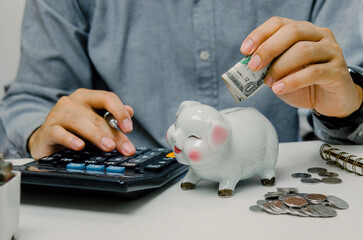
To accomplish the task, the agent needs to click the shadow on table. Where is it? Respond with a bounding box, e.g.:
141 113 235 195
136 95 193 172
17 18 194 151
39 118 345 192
20 175 183 215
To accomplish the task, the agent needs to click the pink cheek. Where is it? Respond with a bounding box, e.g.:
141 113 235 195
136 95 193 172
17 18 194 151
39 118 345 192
188 150 201 162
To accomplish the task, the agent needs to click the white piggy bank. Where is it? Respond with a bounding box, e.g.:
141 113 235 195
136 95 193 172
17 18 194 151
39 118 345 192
166 101 279 197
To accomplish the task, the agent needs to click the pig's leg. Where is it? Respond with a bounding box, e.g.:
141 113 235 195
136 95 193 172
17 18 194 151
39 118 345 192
181 168 202 190
218 175 240 198
259 169 276 186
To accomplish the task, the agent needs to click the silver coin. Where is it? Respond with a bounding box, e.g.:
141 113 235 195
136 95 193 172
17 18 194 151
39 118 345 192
249 205 266 213
260 202 280 215
256 199 266 205
319 172 339 177
300 206 317 217
283 196 308 208
304 205 323 217
327 195 349 210
321 177 342 184
307 167 328 174
264 191 286 199
276 187 299 194
291 173 311 178
278 193 297 201
311 205 337 217
301 178 321 184
290 208 309 217
268 200 288 214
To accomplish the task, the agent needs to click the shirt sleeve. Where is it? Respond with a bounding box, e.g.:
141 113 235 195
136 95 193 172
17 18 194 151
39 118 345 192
309 0 363 144
0 0 93 158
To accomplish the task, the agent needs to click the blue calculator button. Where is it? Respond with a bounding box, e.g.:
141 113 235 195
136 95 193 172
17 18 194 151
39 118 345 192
66 163 86 170
106 166 125 173
86 164 105 172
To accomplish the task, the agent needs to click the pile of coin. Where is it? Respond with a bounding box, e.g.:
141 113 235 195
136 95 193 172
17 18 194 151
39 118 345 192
0 154 14 186
250 187 349 217
291 167 342 184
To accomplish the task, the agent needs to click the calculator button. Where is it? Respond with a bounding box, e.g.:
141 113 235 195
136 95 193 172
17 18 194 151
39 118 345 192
144 163 163 171
58 158 74 167
166 152 175 158
121 162 139 168
38 156 57 165
106 166 125 173
86 164 105 172
108 156 129 162
66 163 86 170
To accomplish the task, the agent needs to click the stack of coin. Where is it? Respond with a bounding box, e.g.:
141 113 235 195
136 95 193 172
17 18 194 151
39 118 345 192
250 188 348 217
291 167 342 184
0 154 14 186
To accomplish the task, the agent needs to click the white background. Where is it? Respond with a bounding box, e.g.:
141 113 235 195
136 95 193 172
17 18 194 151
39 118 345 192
0 0 25 100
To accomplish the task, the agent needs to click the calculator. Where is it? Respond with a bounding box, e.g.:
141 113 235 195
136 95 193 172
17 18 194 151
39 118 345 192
13 146 188 198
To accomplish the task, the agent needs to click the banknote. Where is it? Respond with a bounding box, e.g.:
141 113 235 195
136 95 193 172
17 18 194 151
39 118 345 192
222 55 270 103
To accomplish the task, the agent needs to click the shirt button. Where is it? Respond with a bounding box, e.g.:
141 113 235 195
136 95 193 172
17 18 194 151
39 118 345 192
199 50 210 61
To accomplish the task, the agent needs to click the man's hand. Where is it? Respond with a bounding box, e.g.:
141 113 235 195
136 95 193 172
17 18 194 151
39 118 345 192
28 89 135 159
240 17 363 118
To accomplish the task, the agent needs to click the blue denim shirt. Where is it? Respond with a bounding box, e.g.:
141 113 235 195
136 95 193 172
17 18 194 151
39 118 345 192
1 0 363 158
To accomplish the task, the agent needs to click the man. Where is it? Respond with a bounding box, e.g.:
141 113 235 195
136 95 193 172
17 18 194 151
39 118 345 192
0 0 362 159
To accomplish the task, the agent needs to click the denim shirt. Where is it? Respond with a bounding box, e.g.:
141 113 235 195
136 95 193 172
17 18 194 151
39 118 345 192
1 0 363 158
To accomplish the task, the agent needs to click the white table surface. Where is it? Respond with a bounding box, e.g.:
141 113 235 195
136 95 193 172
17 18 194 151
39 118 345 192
7 141 363 240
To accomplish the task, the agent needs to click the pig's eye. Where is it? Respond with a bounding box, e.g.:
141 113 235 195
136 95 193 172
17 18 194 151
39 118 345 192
188 135 200 139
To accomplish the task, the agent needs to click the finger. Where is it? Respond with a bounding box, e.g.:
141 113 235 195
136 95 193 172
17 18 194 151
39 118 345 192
241 17 293 55
124 105 134 117
265 40 334 86
89 112 135 155
271 64 328 95
62 114 116 152
249 21 324 71
114 134 136 156
71 89 133 132
47 125 85 151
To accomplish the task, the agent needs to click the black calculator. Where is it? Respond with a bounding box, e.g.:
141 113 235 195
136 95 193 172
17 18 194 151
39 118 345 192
13 146 188 198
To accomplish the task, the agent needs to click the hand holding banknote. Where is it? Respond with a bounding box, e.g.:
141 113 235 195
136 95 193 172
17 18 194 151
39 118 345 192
236 17 362 118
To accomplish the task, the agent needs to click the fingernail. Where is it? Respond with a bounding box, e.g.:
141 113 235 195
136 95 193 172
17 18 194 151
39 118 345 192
122 142 135 155
264 74 273 86
101 136 115 150
121 118 133 132
71 138 84 150
249 54 261 70
241 39 254 54
272 82 285 93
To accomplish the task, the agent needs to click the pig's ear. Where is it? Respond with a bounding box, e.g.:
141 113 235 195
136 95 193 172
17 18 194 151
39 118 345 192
208 119 231 151
176 101 201 118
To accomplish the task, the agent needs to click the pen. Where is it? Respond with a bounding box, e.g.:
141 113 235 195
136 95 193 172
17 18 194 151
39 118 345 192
104 111 122 131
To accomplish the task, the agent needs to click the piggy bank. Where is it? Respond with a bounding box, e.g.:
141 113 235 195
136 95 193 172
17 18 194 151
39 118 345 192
166 101 279 197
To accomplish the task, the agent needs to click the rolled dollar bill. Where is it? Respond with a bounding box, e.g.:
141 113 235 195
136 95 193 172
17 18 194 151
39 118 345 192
222 55 270 103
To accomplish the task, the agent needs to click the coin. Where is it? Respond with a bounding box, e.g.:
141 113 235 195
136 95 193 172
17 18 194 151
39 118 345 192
276 187 298 194
291 173 311 178
321 177 342 184
288 208 309 217
268 200 288 214
301 178 321 184
327 195 349 210
283 196 308 208
311 205 337 217
319 172 339 177
260 202 279 214
304 205 322 217
249 205 266 213
304 193 327 205
264 191 286 199
307 167 327 174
